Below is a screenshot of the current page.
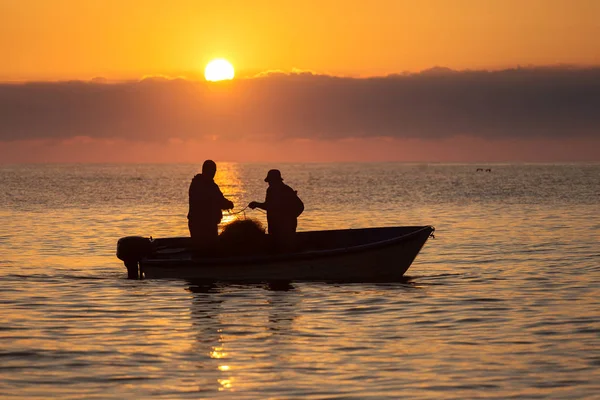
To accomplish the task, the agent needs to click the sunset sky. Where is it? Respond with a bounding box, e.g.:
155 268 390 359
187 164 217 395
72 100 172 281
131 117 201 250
1 0 599 162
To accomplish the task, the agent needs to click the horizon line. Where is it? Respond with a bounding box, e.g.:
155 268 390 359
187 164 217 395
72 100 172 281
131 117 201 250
2 161 599 166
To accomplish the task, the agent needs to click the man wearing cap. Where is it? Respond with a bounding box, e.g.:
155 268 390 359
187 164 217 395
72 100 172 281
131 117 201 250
248 169 304 251
188 160 234 251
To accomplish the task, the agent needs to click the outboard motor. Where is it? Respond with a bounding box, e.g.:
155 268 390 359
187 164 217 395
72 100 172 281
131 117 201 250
116 236 153 279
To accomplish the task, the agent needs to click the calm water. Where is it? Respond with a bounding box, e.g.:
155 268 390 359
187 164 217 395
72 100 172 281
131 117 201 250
1 163 599 399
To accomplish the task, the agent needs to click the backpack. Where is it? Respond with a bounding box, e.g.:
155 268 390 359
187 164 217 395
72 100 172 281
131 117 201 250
291 190 304 218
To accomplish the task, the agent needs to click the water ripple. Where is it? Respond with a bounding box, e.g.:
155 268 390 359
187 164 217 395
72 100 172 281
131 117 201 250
1 164 599 399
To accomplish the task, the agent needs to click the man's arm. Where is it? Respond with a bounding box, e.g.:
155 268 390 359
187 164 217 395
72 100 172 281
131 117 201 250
248 189 270 210
248 201 266 210
216 186 234 210
221 197 234 210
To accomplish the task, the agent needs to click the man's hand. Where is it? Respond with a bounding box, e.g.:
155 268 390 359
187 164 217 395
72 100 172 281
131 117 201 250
226 200 234 210
248 201 258 209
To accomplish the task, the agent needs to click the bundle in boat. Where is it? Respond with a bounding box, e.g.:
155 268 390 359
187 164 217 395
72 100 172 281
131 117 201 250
218 218 268 256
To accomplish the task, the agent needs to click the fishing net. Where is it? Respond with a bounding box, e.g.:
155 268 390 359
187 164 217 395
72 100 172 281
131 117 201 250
219 218 268 255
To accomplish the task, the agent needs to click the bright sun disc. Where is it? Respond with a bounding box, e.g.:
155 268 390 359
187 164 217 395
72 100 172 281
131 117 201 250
204 59 235 82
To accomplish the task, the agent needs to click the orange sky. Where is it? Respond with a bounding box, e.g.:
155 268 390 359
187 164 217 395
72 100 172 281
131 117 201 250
1 1 599 163
1 0 599 81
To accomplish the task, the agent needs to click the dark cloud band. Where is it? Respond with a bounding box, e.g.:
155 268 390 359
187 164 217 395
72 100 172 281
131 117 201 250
1 67 599 142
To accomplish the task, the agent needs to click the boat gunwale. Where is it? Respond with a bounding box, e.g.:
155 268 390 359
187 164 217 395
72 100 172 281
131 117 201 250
142 225 434 268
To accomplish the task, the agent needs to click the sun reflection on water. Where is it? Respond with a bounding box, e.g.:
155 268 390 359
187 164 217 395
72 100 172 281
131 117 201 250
213 162 263 232
210 347 228 359
218 378 233 391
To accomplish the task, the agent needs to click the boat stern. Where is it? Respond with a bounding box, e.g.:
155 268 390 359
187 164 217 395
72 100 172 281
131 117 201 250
116 236 153 279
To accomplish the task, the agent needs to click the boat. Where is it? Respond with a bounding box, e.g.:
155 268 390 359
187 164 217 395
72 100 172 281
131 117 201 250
116 225 435 281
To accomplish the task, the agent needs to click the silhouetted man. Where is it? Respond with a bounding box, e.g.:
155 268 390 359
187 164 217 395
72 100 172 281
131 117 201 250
188 160 234 251
248 169 304 250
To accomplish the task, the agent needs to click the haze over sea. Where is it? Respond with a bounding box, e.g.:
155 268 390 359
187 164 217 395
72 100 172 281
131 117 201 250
0 163 598 399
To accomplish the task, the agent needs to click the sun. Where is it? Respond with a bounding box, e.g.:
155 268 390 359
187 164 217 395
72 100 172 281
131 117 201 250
204 59 235 82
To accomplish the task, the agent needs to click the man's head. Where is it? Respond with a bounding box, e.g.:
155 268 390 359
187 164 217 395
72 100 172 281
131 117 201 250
264 169 283 184
202 159 217 179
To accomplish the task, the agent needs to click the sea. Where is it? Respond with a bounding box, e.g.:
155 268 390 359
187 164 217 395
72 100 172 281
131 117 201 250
0 163 598 399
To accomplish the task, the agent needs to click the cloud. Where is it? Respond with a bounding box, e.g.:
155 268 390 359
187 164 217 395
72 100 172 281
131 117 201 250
1 67 599 143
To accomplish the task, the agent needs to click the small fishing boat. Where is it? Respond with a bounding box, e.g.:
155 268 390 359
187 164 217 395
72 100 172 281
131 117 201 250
116 226 435 281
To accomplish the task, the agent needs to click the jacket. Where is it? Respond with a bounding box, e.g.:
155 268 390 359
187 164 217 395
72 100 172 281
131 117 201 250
187 174 232 225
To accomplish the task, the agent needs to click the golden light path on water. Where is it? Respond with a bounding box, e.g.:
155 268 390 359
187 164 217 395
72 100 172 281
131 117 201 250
0 163 598 398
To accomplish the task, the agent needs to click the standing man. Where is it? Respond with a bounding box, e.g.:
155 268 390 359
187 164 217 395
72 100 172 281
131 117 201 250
188 160 234 251
248 169 304 250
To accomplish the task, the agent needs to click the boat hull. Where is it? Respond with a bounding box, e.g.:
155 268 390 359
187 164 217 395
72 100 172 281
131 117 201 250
136 226 434 281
